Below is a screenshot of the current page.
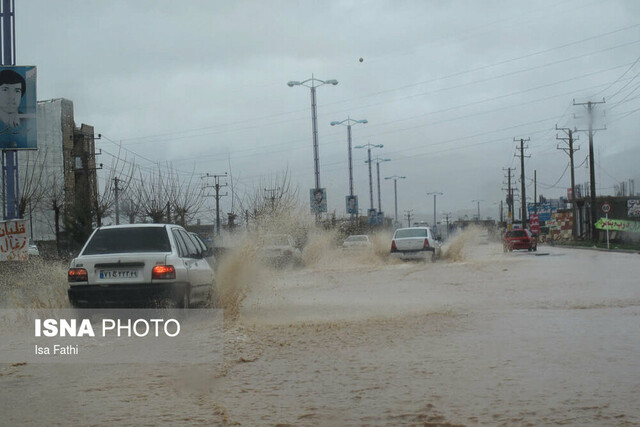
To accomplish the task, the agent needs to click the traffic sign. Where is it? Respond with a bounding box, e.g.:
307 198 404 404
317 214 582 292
601 202 611 214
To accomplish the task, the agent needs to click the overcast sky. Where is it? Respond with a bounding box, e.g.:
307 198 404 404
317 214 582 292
15 0 640 224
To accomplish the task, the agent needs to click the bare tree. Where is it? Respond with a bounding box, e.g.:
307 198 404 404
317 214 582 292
239 168 300 224
135 166 171 223
47 175 66 255
169 166 206 227
94 146 135 226
119 192 143 224
18 147 50 219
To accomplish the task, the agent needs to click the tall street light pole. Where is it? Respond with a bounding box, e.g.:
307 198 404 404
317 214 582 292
367 157 390 214
385 175 406 225
331 117 367 222
354 143 383 212
426 191 443 228
288 75 338 220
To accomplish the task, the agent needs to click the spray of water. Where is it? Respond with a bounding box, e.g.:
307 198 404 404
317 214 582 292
213 237 261 319
301 228 341 268
442 226 482 262
370 230 393 259
0 258 70 308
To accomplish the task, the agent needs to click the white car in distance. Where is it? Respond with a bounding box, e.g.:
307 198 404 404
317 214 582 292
258 234 302 267
390 226 442 262
342 235 373 252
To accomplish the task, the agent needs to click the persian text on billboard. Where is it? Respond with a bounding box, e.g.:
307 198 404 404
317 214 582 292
527 202 556 222
0 219 28 261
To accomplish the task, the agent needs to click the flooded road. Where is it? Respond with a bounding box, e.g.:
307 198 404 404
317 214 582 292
1 230 639 425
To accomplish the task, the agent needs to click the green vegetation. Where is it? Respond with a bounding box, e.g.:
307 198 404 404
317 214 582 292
553 239 640 252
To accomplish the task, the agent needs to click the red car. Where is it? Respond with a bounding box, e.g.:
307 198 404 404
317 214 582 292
503 228 537 252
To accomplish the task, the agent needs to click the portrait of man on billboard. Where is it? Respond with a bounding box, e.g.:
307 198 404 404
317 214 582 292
368 208 377 226
310 188 327 213
346 195 358 214
0 66 37 150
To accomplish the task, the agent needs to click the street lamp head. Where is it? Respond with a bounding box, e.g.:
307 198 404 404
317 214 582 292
358 119 368 124
326 79 339 85
330 121 340 126
374 144 384 148
287 81 300 87
381 158 391 162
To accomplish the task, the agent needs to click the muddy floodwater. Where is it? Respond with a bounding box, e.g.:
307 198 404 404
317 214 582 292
1 230 639 426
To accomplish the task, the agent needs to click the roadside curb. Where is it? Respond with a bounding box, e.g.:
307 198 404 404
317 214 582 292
547 244 640 255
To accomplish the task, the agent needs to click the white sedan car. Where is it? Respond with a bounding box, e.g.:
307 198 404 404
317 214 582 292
342 235 373 251
390 226 442 261
258 234 302 267
67 224 215 308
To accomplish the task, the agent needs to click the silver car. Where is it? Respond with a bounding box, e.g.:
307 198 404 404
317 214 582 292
390 227 442 261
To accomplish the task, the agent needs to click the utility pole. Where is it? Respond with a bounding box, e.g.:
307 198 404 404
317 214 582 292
556 125 580 240
404 210 413 227
514 138 530 229
427 192 443 229
533 170 537 215
202 173 228 236
503 167 515 229
472 199 483 222
113 177 120 225
574 99 606 242
442 212 452 238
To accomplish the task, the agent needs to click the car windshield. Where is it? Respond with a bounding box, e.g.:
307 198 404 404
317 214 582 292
82 227 171 254
395 228 428 238
506 230 527 238
345 236 367 242
263 235 290 246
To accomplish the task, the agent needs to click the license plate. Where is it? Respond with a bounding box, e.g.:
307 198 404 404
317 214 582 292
99 270 139 279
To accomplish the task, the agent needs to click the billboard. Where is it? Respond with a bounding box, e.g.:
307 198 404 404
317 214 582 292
0 66 37 150
345 195 358 214
367 208 377 226
310 188 327 213
0 219 28 261
527 202 556 222
627 199 640 218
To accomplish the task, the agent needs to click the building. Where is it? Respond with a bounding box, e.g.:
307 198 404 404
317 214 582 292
17 98 98 242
